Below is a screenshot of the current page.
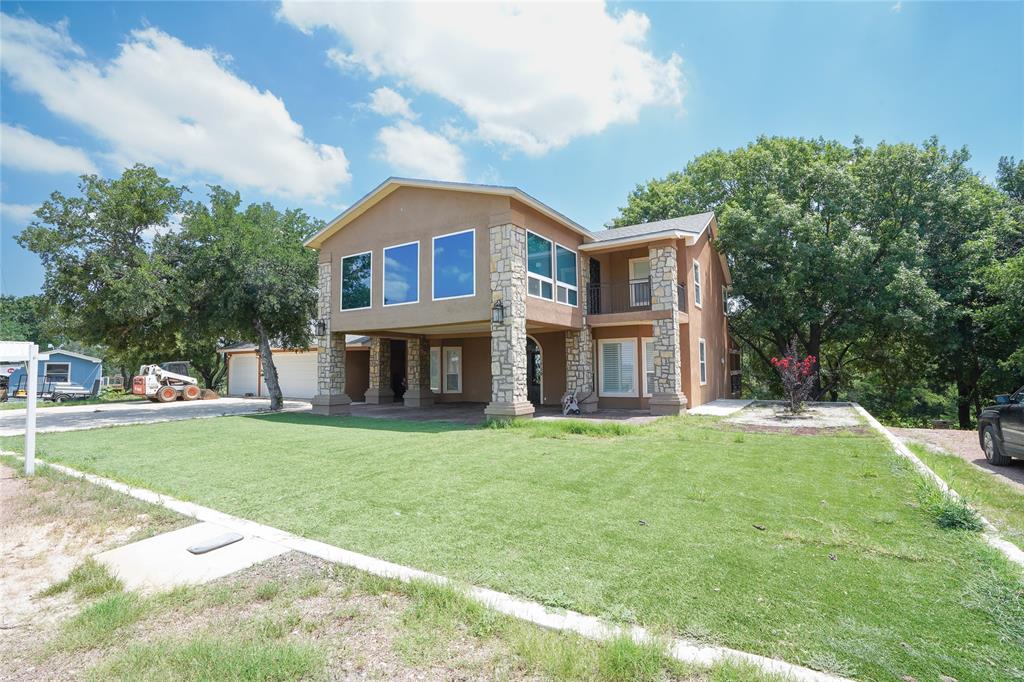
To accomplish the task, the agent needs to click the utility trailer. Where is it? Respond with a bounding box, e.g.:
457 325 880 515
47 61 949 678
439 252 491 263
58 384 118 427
10 374 97 402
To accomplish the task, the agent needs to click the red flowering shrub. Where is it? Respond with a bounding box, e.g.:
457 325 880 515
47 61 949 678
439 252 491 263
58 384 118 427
770 340 818 413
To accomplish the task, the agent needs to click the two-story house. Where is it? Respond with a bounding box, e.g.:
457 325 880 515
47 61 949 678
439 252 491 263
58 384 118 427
304 177 736 420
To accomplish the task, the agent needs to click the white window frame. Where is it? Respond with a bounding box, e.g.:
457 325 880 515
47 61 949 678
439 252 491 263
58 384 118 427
554 243 579 308
598 338 638 398
431 228 476 301
698 337 708 386
429 347 441 393
44 362 71 383
628 257 651 307
642 337 655 398
382 240 420 307
340 250 373 311
692 260 702 308
442 346 462 394
526 230 555 301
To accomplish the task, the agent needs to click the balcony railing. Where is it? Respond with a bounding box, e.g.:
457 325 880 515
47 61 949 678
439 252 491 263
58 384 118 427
587 279 688 315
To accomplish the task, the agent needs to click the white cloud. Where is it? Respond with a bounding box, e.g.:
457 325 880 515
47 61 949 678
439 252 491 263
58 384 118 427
377 121 465 181
0 202 39 226
1 124 98 175
279 2 684 156
1 13 350 202
367 87 416 119
891 1 903 12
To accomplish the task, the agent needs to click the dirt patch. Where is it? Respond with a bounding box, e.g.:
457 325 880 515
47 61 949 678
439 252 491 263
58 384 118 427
726 404 866 435
891 427 1024 492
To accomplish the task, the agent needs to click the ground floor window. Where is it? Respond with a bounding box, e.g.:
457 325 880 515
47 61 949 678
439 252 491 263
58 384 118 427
598 338 637 397
698 338 707 386
44 362 70 383
429 348 441 393
642 338 654 397
443 347 462 393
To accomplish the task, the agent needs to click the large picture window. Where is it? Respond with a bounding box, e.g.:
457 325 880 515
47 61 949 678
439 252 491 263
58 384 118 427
340 251 372 310
555 244 578 306
383 241 419 306
432 229 475 300
598 339 637 397
526 231 554 300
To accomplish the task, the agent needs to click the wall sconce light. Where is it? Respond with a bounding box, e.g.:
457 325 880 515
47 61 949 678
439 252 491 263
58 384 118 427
315 319 327 337
491 300 505 324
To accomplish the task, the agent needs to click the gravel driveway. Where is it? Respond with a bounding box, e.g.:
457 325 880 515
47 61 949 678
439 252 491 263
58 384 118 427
0 397 310 437
892 426 1024 491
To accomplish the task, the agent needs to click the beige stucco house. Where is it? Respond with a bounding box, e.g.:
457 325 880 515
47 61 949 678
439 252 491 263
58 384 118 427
305 178 739 419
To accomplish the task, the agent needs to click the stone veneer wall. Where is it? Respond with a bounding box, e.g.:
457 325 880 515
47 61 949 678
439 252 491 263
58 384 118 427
404 336 434 406
648 244 687 413
365 337 392 403
314 261 350 413
565 254 597 411
486 223 533 418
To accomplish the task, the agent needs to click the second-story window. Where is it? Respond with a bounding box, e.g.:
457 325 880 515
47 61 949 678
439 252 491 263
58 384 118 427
527 231 553 299
432 229 475 300
692 260 702 308
341 251 372 310
555 245 578 306
383 241 419 306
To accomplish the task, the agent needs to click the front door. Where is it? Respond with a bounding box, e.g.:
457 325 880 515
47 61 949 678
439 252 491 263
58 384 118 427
526 337 542 405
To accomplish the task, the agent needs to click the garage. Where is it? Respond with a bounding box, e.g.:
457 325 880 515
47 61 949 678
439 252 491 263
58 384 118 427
228 354 259 396
222 337 370 401
264 351 317 399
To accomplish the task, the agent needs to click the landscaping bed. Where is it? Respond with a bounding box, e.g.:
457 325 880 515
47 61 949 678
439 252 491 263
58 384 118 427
3 413 1023 681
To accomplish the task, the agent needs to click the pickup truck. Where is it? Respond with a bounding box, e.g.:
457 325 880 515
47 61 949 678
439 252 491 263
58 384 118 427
979 386 1024 465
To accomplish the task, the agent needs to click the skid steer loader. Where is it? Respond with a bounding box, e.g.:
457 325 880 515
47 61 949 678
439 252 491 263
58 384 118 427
132 364 210 402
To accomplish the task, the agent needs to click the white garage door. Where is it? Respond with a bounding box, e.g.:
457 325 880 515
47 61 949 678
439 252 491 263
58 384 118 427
265 352 317 399
229 355 259 396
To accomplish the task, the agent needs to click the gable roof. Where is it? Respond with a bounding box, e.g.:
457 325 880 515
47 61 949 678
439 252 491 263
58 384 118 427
304 177 593 249
40 348 103 364
581 212 715 250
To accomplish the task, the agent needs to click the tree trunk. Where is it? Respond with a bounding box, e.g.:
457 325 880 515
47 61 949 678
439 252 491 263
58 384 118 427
254 319 283 411
956 379 973 430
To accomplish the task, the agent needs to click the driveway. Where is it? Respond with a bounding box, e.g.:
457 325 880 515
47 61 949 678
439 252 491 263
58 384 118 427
892 427 1024 492
0 397 310 436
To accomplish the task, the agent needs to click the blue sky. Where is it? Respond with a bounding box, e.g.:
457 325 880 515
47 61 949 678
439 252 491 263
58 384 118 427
2 1 1021 296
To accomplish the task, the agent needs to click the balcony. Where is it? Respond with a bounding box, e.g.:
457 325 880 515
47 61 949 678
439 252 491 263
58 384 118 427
586 280 688 316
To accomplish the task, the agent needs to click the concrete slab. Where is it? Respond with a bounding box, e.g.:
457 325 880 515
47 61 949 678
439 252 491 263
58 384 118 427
688 399 753 416
94 522 287 593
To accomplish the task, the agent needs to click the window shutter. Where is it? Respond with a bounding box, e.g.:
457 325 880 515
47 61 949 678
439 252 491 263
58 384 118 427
602 342 621 393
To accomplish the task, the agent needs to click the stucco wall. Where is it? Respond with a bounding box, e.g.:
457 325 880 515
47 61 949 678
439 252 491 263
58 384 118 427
681 232 730 406
427 335 491 403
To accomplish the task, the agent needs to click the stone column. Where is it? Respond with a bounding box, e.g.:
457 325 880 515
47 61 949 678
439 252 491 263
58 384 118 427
648 244 688 416
312 261 352 415
404 336 434 407
484 223 534 420
565 255 597 412
364 336 393 404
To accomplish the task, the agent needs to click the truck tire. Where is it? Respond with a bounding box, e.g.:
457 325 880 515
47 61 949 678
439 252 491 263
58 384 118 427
156 385 178 403
181 385 201 401
983 425 1012 466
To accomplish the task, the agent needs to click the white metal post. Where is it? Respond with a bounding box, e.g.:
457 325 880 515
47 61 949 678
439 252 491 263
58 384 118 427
25 343 38 476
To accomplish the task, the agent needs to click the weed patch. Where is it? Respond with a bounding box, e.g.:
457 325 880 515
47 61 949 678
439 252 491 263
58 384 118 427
56 592 146 652
39 559 121 600
916 480 984 531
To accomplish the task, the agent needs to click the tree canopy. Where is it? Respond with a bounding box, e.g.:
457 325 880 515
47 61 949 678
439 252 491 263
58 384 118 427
615 136 1023 425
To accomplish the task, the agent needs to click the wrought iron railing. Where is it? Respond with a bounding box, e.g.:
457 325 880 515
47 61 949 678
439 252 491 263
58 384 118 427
587 278 651 314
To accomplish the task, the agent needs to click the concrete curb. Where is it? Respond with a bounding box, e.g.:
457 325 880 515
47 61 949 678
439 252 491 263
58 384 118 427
9 454 849 682
852 403 1024 568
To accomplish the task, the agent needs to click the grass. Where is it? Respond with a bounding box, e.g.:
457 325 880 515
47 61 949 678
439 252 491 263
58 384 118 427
55 592 147 652
6 412 1024 680
909 442 1024 549
39 558 123 600
0 392 144 410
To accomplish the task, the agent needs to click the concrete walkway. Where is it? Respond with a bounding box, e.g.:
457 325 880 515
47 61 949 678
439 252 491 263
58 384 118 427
22 455 848 682
0 397 310 436
687 398 753 416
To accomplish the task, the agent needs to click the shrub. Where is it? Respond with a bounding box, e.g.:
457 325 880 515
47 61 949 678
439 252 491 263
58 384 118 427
770 339 817 413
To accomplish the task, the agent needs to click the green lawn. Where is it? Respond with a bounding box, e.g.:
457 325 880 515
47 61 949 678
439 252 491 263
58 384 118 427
909 442 1024 550
4 414 1023 681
